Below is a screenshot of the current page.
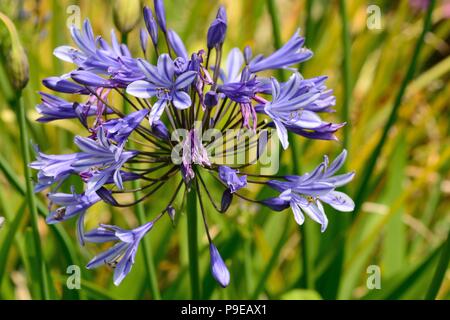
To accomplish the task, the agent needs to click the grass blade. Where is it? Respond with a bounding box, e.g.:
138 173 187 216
425 228 450 300
15 95 50 299
353 0 436 213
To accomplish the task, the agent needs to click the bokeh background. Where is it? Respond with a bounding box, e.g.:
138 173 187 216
0 0 449 300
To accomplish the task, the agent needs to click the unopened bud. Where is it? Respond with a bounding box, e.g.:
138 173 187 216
0 12 29 92
113 0 141 34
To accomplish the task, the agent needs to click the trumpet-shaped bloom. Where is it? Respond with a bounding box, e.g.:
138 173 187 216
71 128 138 194
102 109 149 144
47 189 101 245
218 166 247 193
85 222 154 285
249 30 312 73
126 54 197 125
265 150 355 232
263 73 341 149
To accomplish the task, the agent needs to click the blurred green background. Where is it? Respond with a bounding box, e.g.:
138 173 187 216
0 0 449 300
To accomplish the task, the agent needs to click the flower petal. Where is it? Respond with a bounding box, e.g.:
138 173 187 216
172 91 191 110
126 80 157 98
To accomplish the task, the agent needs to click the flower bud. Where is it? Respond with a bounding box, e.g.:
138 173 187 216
140 28 148 55
209 243 230 288
0 12 29 92
151 120 170 140
207 6 227 49
143 6 158 46
220 189 232 213
244 46 252 65
154 0 167 33
204 91 218 108
113 0 141 34
167 205 176 224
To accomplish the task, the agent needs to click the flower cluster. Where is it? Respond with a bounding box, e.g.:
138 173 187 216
31 1 354 287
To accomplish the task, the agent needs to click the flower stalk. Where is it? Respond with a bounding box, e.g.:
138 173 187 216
186 181 201 299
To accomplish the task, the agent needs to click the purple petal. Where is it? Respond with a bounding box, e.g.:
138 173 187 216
172 91 191 110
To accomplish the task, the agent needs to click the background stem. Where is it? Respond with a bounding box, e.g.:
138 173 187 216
15 95 49 299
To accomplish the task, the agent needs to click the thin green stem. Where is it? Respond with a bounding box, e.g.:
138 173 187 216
251 216 290 299
425 228 450 300
15 96 50 300
353 0 435 214
186 182 201 299
266 0 285 81
339 0 352 153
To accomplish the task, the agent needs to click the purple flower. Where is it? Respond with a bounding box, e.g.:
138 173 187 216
143 6 158 46
102 109 149 144
154 0 167 33
218 77 261 104
71 128 138 194
140 28 149 55
85 221 154 285
36 92 108 123
126 54 197 125
42 76 90 94
209 243 230 288
47 189 101 245
263 73 340 149
249 30 312 73
265 150 355 232
71 70 118 88
29 147 85 192
207 6 227 49
55 19 144 86
218 166 247 193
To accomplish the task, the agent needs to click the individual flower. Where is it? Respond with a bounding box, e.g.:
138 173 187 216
262 73 340 149
35 92 110 123
218 166 247 193
264 150 355 232
46 188 102 245
71 128 138 194
85 221 154 285
126 54 197 124
102 109 149 144
249 30 312 73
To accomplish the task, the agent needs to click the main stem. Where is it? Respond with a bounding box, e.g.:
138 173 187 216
186 182 200 299
16 95 49 299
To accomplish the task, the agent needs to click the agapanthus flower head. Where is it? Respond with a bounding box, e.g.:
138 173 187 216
31 1 354 288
